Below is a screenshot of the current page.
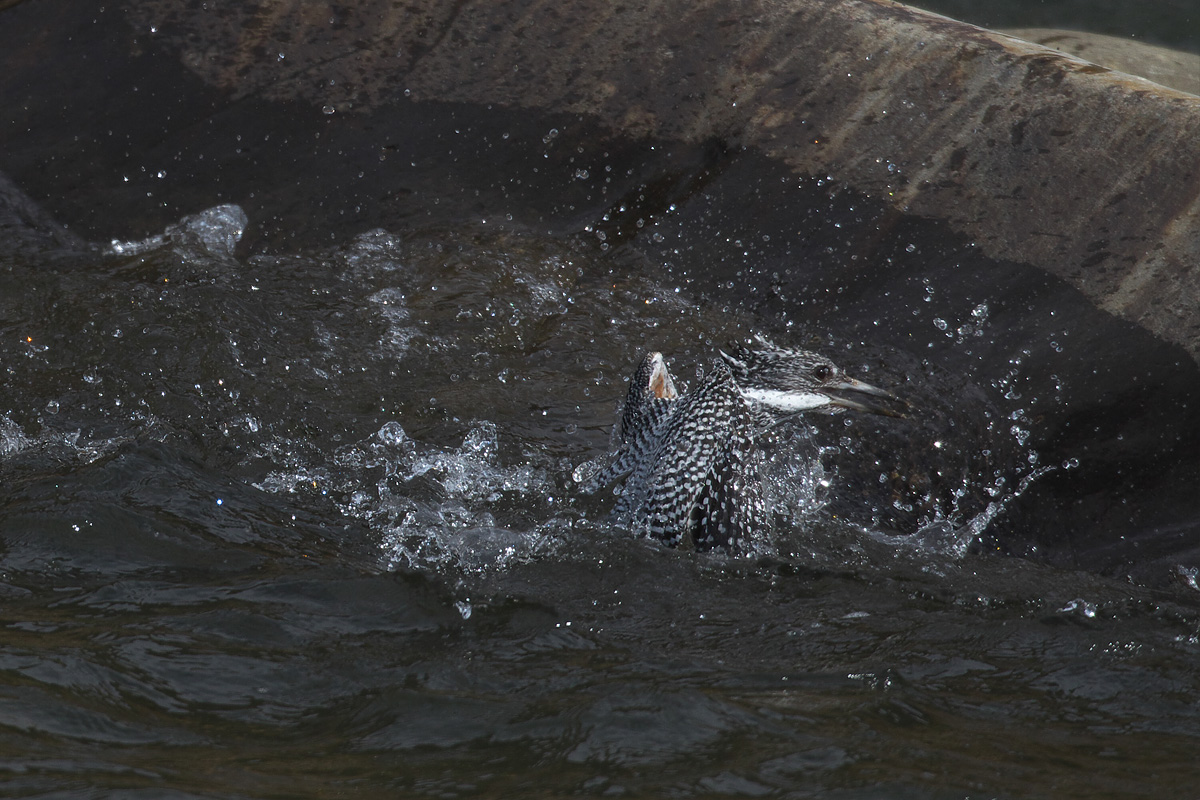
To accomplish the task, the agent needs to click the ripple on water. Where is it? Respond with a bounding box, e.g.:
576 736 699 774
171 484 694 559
2 201 1200 797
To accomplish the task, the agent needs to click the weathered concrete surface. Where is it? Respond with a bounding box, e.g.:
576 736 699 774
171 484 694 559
1001 28 1200 97
112 0 1200 363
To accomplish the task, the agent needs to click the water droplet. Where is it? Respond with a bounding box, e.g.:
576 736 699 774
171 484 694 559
1059 598 1096 618
376 421 408 447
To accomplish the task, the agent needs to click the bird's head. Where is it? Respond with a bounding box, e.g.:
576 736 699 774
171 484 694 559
720 339 905 417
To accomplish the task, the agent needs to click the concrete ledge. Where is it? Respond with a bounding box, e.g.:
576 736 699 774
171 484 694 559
122 0 1200 359
403 0 1200 359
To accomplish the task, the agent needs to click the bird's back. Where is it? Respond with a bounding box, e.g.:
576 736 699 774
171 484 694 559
621 362 760 549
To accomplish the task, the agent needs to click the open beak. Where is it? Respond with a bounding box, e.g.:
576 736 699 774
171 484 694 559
822 377 909 418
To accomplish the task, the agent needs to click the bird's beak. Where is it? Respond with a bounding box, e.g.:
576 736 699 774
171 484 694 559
822 377 909 418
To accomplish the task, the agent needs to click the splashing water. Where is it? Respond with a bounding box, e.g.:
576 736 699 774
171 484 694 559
896 463 1060 559
256 419 569 574
20 203 1063 578
0 413 27 457
5 200 1199 800
108 203 247 258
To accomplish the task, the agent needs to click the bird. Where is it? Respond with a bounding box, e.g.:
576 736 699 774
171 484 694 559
582 338 903 550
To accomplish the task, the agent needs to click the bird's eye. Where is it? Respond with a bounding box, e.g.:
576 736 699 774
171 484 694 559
812 365 833 381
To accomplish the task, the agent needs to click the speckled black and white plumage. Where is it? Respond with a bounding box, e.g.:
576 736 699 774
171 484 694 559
586 340 902 551
583 352 679 497
617 351 678 445
634 361 762 549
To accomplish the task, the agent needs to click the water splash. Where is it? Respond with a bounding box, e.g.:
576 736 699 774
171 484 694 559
256 420 564 574
82 211 1073 576
0 413 28 457
367 287 418 357
0 410 128 468
757 427 834 546
1176 566 1200 593
1059 597 1098 618
880 462 1060 559
108 203 247 258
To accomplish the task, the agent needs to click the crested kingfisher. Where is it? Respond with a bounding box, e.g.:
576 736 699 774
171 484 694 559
583 339 904 550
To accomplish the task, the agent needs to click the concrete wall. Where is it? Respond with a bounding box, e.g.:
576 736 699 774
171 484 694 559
118 0 1200 362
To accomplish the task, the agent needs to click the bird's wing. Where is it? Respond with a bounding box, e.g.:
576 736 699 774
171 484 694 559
643 372 741 546
583 396 677 494
692 423 763 550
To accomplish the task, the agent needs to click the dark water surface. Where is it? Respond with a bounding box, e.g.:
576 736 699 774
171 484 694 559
2 205 1199 798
